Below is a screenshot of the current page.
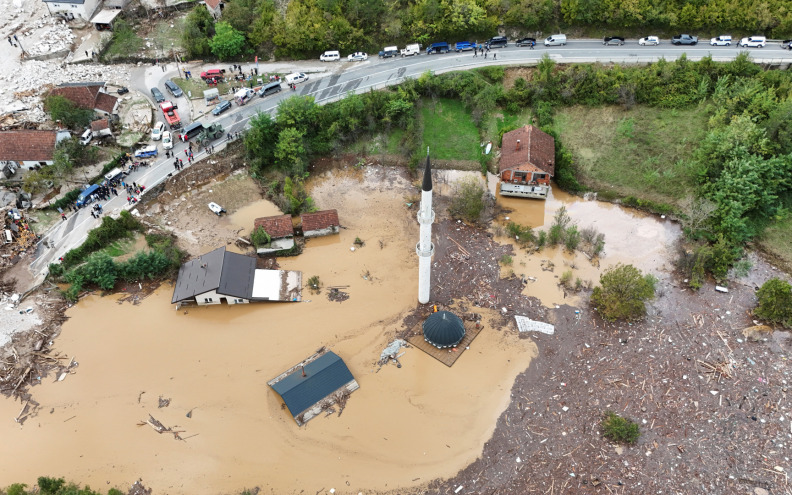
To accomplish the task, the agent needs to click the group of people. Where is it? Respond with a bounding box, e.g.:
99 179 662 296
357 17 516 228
472 46 499 58
89 203 103 219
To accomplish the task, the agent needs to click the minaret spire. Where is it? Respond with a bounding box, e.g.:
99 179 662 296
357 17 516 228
416 148 435 304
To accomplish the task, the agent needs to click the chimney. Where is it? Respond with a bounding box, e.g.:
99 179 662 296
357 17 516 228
516 139 521 151
301 365 307 377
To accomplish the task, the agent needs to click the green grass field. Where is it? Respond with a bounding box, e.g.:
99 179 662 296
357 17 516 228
484 108 534 146
421 98 480 161
554 105 708 207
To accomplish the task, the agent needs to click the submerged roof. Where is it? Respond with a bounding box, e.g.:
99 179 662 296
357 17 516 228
301 209 339 232
171 247 257 303
423 311 466 348
500 125 555 176
270 351 355 419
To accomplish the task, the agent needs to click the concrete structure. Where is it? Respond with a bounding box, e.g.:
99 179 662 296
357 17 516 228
268 349 359 426
171 246 302 305
43 0 101 20
203 0 223 18
50 82 119 118
0 130 71 177
301 209 340 238
91 9 122 30
90 118 112 139
253 214 295 254
498 125 555 199
416 154 434 304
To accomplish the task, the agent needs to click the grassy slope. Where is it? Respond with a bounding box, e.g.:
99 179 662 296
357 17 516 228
554 105 709 207
421 98 480 161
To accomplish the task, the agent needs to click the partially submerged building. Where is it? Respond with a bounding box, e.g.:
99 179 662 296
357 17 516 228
253 214 295 254
268 349 359 426
301 209 340 238
498 125 555 199
171 246 301 305
423 311 466 349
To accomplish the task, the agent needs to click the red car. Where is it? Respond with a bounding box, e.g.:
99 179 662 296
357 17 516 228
200 69 225 81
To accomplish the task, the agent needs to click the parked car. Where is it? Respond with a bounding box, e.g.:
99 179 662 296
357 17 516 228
319 50 341 61
151 121 165 141
212 100 232 116
150 87 165 103
258 81 282 97
515 37 537 47
378 46 399 58
710 35 732 46
79 128 92 146
117 87 129 95
544 34 567 46
454 41 476 52
285 72 308 85
739 36 766 47
782 39 792 50
164 80 183 97
426 43 450 55
347 51 368 61
638 36 660 46
603 36 625 45
134 145 158 158
672 34 698 45
162 131 173 150
486 36 508 48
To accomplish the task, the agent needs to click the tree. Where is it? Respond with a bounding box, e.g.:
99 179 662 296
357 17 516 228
590 263 657 321
245 112 279 176
448 176 486 223
755 278 792 327
274 127 307 175
210 21 246 60
182 6 215 59
282 176 315 214
222 0 262 35
43 95 93 130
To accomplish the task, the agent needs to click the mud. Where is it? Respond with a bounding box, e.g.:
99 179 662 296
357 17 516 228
0 166 537 494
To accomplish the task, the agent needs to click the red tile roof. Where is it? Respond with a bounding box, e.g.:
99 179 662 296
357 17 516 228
94 92 118 114
254 214 294 239
499 125 555 176
205 0 221 9
0 130 56 161
91 119 109 132
301 209 340 232
50 84 102 110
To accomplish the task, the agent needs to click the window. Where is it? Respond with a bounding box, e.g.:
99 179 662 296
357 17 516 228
204 297 213 303
235 298 245 303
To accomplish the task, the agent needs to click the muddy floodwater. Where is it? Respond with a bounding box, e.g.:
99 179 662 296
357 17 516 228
0 167 537 494
0 166 682 493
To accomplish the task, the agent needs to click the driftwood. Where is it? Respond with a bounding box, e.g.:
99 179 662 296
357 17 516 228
138 414 185 440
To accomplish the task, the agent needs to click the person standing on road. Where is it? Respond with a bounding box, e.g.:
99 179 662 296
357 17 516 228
184 149 188 157
7 36 11 45
61 213 67 221
473 50 477 58
493 53 496 60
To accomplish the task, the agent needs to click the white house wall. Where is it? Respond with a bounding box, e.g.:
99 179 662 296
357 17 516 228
303 226 339 238
46 0 101 19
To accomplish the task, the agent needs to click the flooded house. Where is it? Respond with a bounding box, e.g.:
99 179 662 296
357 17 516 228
171 246 302 306
253 214 295 254
268 348 359 426
498 125 555 200
300 209 340 238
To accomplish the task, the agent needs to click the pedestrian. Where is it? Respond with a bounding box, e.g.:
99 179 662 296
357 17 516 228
91 50 95 58
484 52 487 59
188 142 192 151
184 149 188 157
13 35 17 42
90 210 96 219
85 50 89 58
6 36 11 45
61 212 67 221
530 41 535 50
211 145 214 153
133 182 138 189
473 50 477 57
493 53 496 60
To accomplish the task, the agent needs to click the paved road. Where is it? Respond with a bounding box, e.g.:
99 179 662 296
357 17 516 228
27 41 792 282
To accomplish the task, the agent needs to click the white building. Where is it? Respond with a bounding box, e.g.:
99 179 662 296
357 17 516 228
43 0 101 21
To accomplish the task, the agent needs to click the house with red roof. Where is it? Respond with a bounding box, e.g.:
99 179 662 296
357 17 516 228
301 209 340 238
498 125 556 200
203 0 224 18
253 214 296 254
0 130 71 178
50 82 119 119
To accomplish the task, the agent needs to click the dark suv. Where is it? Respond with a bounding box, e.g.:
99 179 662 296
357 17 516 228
603 36 625 45
164 80 183 97
516 37 536 47
150 87 165 103
486 36 508 48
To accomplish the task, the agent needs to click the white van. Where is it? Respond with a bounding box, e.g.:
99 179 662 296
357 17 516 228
401 43 420 56
319 50 340 61
285 72 308 85
544 34 567 46
79 128 92 146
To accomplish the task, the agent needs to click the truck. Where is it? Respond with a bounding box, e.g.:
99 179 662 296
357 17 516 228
160 101 181 129
378 46 399 58
426 42 450 54
234 88 255 106
401 43 420 56
672 34 698 45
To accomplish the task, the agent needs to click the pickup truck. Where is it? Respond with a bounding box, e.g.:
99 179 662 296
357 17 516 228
427 42 450 54
672 34 698 45
401 43 420 56
159 101 181 129
378 46 399 58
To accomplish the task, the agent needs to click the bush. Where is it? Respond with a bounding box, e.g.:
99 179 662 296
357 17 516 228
560 269 573 289
500 254 513 266
505 222 536 247
448 177 486 223
755 278 792 327
37 477 65 495
250 226 271 248
52 188 82 211
591 263 657 321
601 411 640 444
43 95 94 130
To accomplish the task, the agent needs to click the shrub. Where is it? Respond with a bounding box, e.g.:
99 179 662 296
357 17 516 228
307 275 322 294
448 177 485 223
560 269 573 289
250 226 272 248
505 222 536 247
755 278 792 327
564 225 580 251
500 254 513 266
601 411 640 444
37 477 65 495
591 263 657 321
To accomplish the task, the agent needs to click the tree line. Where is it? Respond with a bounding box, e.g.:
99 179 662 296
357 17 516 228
183 0 792 60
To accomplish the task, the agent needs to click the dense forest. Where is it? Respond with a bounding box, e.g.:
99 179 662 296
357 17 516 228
183 0 792 60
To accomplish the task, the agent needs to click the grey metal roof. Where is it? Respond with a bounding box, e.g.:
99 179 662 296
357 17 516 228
270 352 355 419
217 250 256 299
170 247 224 303
422 155 432 191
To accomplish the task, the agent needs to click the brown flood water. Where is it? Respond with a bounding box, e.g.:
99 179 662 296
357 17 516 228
0 166 537 494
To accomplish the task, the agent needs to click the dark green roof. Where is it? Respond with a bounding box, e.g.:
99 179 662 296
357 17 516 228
423 311 465 348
